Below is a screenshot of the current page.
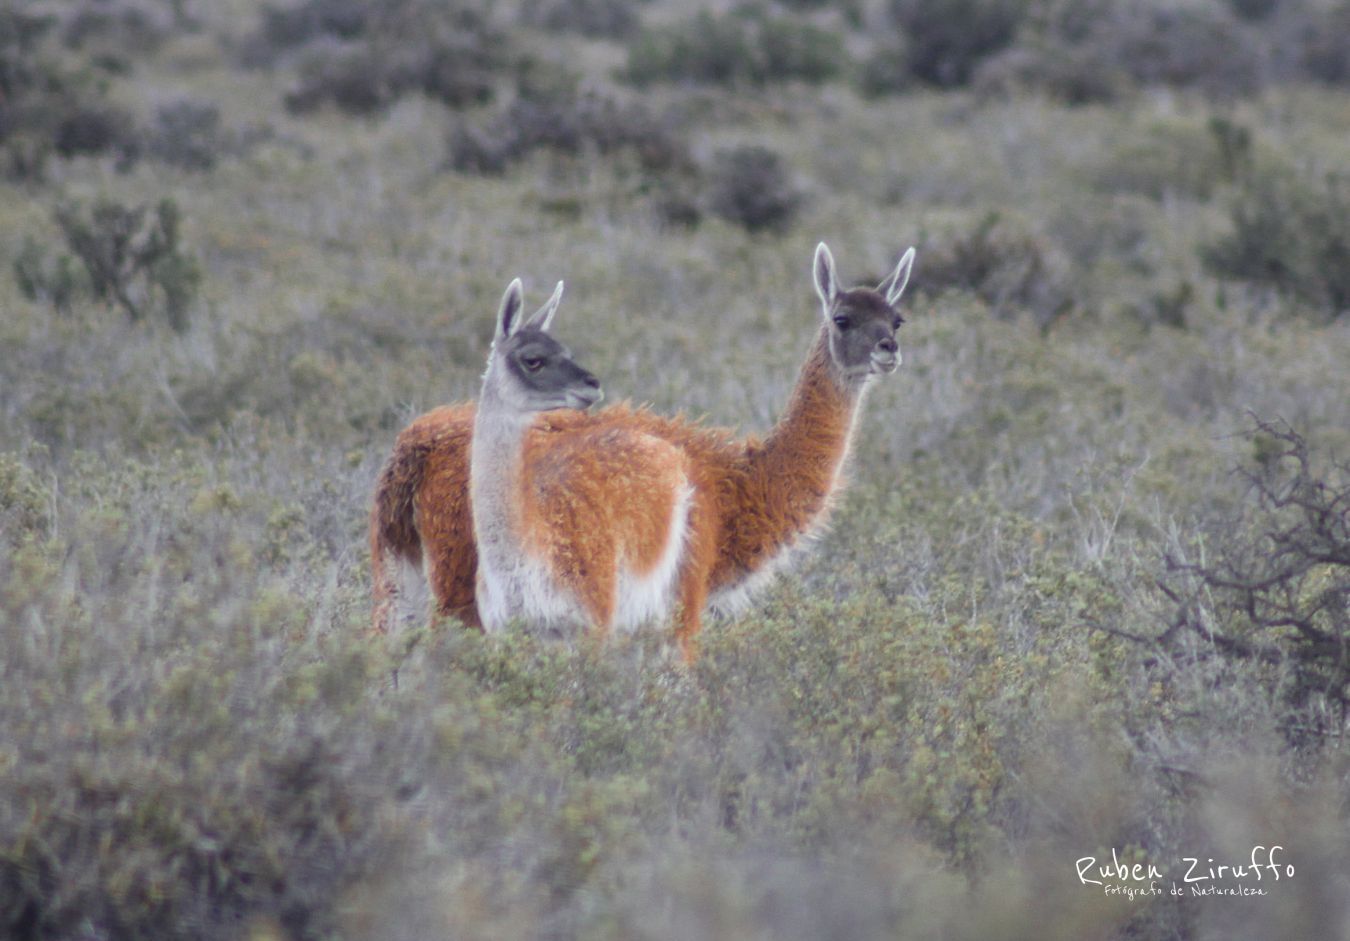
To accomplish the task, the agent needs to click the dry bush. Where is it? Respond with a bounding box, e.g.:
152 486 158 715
1160 421 1350 746
914 211 1074 327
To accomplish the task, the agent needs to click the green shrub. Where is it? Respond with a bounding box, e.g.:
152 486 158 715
1203 160 1350 316
145 99 228 171
283 32 501 115
1088 115 1253 202
972 0 1268 102
0 487 414 940
519 0 647 38
915 212 1074 327
40 198 203 330
0 454 49 542
624 9 844 88
758 14 847 85
52 104 133 158
447 86 689 177
857 42 914 96
1228 0 1280 20
1109 2 1265 96
258 0 372 49
625 10 756 87
13 236 85 314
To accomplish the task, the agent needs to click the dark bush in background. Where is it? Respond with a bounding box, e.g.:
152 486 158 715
707 145 802 234
916 212 1074 327
1106 2 1266 96
258 0 372 48
448 86 690 177
1204 161 1350 317
17 198 203 330
520 0 647 38
144 100 227 171
0 3 139 179
974 0 1267 102
250 0 509 115
882 0 1023 88
624 8 844 88
1298 3 1350 84
61 0 174 66
282 32 502 115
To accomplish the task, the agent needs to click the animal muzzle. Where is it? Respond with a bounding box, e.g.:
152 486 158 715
870 336 900 373
568 370 604 408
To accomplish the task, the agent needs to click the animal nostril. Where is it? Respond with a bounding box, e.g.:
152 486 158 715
878 337 897 354
584 373 600 388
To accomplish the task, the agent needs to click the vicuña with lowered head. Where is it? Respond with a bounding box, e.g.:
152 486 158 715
370 242 916 657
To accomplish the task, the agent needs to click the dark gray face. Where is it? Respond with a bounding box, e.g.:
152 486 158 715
826 288 904 379
500 328 603 411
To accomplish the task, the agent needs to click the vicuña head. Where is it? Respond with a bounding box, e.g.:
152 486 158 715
481 278 603 417
814 241 915 387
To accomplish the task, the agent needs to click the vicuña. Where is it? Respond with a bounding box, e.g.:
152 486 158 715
370 242 915 658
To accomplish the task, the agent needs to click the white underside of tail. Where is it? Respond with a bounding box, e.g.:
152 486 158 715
613 479 693 633
384 551 431 630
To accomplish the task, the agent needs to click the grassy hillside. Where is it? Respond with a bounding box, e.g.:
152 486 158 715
2 1 1349 938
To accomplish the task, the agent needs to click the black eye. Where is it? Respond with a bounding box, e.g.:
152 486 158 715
832 315 850 329
892 316 904 330
521 356 543 372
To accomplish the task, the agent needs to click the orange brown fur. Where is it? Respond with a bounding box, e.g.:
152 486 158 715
369 325 860 647
519 427 704 647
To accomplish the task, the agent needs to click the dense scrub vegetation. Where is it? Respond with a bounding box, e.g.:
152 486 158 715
2 1 1349 938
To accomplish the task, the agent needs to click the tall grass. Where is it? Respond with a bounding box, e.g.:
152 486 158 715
2 1 1349 938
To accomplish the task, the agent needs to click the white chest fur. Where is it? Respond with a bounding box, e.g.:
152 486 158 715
476 551 586 636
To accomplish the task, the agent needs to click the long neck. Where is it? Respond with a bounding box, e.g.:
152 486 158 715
741 326 866 554
470 370 535 555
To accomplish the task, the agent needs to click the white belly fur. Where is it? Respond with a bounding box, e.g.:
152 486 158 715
707 540 799 617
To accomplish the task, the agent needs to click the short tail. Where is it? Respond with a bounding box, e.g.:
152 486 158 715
369 439 429 634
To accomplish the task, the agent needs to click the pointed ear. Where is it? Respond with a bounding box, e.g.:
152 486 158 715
813 242 838 312
524 280 564 333
879 247 916 306
495 278 525 344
